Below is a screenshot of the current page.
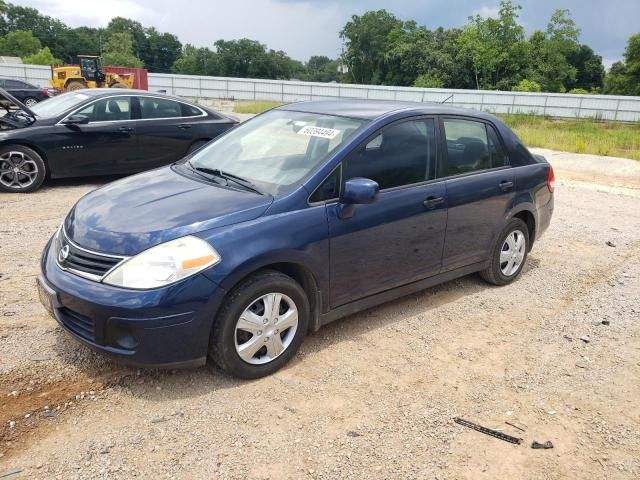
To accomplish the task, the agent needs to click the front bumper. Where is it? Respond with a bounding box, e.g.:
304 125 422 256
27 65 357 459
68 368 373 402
39 236 227 368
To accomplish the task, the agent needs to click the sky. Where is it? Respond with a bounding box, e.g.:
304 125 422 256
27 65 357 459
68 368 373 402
16 0 639 68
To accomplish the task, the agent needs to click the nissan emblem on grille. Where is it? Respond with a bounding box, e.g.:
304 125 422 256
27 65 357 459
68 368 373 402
58 244 70 263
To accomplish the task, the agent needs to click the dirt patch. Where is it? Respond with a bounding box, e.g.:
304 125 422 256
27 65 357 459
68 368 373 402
1 149 639 479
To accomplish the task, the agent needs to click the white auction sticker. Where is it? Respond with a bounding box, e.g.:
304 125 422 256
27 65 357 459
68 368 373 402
297 125 341 139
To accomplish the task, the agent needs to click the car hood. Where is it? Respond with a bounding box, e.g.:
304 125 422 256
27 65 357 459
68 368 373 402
64 166 273 256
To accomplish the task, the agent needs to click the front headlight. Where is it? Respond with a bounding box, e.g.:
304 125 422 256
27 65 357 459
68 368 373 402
103 236 221 289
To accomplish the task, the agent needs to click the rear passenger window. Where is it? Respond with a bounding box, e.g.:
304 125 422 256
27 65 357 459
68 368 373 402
444 119 505 175
139 97 181 119
76 97 131 122
343 119 437 190
181 103 205 117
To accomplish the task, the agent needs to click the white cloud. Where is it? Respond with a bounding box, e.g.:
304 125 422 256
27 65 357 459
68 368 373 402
23 0 159 27
472 5 500 18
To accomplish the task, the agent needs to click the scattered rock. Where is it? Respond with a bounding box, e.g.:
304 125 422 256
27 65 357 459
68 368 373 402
579 335 590 343
606 241 616 247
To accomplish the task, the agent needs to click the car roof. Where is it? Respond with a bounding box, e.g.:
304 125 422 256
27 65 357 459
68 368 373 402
74 88 181 100
278 99 497 121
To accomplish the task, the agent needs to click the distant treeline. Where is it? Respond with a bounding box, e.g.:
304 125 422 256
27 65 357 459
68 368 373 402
0 0 638 95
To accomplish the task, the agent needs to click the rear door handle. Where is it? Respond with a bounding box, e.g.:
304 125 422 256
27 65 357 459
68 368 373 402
499 180 514 192
118 126 134 133
423 196 445 209
178 124 193 129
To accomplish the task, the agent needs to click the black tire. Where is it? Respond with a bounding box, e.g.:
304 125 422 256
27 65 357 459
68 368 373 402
187 140 209 155
23 97 39 107
209 270 310 379
0 145 46 193
65 80 86 91
110 83 127 89
479 218 530 286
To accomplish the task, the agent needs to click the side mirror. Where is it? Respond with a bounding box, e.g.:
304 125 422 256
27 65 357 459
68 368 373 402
62 114 89 125
337 177 379 219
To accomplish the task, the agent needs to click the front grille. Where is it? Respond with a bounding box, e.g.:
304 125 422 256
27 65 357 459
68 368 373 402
56 228 126 280
59 307 95 342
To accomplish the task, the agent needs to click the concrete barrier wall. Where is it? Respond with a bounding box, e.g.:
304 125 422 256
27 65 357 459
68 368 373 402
2 63 639 121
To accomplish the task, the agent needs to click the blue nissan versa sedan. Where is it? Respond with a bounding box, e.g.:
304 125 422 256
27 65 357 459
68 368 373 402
38 100 554 378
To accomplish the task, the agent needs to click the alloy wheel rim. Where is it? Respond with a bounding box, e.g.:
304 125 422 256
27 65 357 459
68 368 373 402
234 292 298 365
24 98 37 107
0 151 38 190
500 229 526 276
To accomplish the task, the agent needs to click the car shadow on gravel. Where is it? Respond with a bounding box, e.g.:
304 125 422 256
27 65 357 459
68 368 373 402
50 269 517 401
41 174 130 192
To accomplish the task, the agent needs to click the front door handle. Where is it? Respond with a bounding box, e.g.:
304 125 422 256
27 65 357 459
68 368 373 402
118 126 134 133
499 180 514 192
178 124 193 129
423 196 445 209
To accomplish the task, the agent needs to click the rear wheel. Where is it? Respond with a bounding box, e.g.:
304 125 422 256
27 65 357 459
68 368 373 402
209 271 309 379
23 97 39 107
480 218 529 286
110 83 127 89
65 80 86 91
0 145 46 193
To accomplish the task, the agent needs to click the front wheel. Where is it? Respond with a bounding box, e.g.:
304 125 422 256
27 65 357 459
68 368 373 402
23 97 39 107
0 145 46 193
209 271 309 379
480 218 529 286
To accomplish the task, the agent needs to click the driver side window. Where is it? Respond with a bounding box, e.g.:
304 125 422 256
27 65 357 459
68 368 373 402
76 97 131 122
342 118 437 190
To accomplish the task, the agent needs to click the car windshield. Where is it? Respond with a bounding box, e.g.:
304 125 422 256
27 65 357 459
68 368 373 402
30 92 92 118
188 110 366 195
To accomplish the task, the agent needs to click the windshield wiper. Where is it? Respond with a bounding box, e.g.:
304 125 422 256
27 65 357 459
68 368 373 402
189 163 264 195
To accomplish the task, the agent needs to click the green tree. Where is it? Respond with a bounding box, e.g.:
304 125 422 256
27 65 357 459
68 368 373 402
512 79 542 92
525 9 581 92
457 0 527 90
22 46 60 65
604 33 640 95
145 28 182 73
172 44 219 75
0 29 40 57
106 17 148 60
340 10 402 84
566 45 605 92
102 32 144 68
306 55 340 82
0 4 71 60
413 74 444 88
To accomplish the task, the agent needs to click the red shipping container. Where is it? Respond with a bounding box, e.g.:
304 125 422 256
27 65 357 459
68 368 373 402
104 66 148 90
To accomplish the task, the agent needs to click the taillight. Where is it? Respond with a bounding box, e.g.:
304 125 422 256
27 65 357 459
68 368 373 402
40 89 51 96
547 164 555 193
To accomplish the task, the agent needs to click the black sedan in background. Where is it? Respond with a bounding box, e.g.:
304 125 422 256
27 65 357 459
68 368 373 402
0 78 54 106
0 88 238 192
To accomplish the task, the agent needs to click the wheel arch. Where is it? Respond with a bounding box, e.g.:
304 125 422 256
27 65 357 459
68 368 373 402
0 140 50 175
511 209 536 251
217 260 323 334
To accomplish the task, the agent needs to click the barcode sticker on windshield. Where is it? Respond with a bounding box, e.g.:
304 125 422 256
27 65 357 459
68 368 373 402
297 126 341 139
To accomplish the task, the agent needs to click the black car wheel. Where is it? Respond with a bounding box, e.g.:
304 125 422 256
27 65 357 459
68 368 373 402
209 270 309 379
480 218 530 286
23 97 39 107
0 145 46 193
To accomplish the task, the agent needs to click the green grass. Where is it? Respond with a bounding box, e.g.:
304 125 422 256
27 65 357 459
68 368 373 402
233 101 284 114
500 113 640 160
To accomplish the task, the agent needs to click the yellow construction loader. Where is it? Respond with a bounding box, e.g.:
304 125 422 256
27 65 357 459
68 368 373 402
50 55 135 92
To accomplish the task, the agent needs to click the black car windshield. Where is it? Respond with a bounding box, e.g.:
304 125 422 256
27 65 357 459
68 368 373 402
30 92 93 118
188 110 366 195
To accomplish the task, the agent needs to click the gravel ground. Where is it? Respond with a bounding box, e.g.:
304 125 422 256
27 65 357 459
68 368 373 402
1 148 639 479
